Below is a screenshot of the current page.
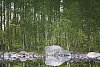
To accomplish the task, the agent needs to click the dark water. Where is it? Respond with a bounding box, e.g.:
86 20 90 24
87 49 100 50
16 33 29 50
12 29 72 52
0 0 100 67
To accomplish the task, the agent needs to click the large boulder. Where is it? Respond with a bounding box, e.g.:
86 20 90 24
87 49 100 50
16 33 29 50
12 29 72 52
44 45 71 66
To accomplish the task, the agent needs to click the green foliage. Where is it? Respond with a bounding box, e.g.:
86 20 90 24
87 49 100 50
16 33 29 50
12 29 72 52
0 0 100 67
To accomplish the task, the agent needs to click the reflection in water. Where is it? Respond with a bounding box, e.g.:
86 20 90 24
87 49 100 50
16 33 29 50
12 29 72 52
0 51 43 61
45 45 71 66
44 45 100 66
0 45 100 66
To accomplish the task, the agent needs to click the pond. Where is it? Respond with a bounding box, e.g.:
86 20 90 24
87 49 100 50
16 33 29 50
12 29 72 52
0 0 100 67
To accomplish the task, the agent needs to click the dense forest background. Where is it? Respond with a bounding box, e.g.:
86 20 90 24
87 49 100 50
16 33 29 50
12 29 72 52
0 0 100 67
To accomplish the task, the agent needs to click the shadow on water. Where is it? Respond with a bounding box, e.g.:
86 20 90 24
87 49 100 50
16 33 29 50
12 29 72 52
0 45 5 51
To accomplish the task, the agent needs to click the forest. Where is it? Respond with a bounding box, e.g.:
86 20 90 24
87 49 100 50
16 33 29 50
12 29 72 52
0 0 100 67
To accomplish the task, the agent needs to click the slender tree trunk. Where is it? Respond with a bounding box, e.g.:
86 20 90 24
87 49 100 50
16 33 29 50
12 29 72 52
3 0 5 31
0 0 2 30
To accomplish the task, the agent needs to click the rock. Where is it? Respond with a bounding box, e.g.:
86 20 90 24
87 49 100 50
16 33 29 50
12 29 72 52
44 45 71 66
87 52 100 59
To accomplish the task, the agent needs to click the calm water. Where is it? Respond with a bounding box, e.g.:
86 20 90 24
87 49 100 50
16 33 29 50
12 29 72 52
0 0 100 67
